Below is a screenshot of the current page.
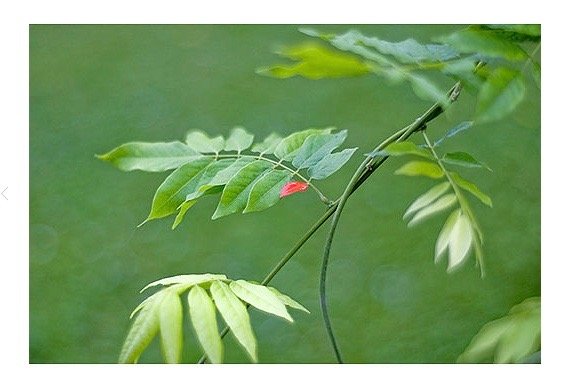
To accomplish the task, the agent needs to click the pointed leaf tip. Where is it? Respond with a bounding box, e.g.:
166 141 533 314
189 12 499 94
280 181 309 198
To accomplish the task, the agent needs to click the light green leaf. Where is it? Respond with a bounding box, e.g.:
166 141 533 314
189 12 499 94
188 285 223 364
369 141 433 159
435 209 461 263
141 273 227 293
274 128 333 161
403 182 451 220
210 280 257 362
97 142 201 172
292 130 348 169
184 158 240 202
496 313 540 363
395 161 444 179
308 148 357 180
197 157 254 192
212 160 273 219
258 43 373 79
244 169 292 213
443 152 491 171
476 67 525 123
450 172 493 207
457 317 512 363
267 287 310 313
172 200 196 230
224 127 254 153
407 193 457 227
447 213 473 272
229 280 293 322
438 28 528 61
119 293 161 363
251 133 283 155
158 291 183 363
185 130 225 154
142 157 214 223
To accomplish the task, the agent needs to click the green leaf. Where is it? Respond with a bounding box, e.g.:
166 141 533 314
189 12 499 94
447 213 473 272
368 141 433 159
308 148 357 180
438 28 528 61
483 24 541 42
172 200 197 230
435 209 461 263
188 285 223 364
258 43 373 79
395 161 444 179
210 280 257 362
457 317 512 363
403 182 451 220
143 157 214 223
450 172 493 207
141 273 227 293
229 280 293 322
212 160 273 219
496 312 540 363
197 157 254 192
224 127 254 153
407 193 457 227
251 133 283 155
119 293 161 363
292 130 347 169
476 67 525 123
274 128 333 161
158 290 183 363
97 142 201 172
185 130 225 154
442 151 491 171
244 169 292 213
267 287 310 313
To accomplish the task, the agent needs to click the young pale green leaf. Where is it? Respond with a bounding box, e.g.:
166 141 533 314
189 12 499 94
141 273 227 293
457 317 512 363
185 130 225 154
437 28 528 61
158 290 183 363
403 182 451 220
395 161 444 179
447 213 473 272
224 127 254 153
495 313 540 363
450 172 493 207
442 151 491 171
172 200 197 230
119 294 162 363
267 287 310 313
257 43 373 79
229 280 293 322
292 130 348 169
188 285 223 364
244 169 292 213
476 67 526 123
435 209 461 263
212 160 273 219
433 121 474 147
142 157 214 223
368 141 433 159
251 133 283 155
97 142 201 172
210 280 257 362
274 128 333 161
308 148 357 180
407 193 457 227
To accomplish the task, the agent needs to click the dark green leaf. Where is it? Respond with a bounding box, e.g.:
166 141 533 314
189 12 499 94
244 169 292 213
476 67 525 123
188 285 223 364
251 133 283 155
158 290 183 363
185 130 225 154
442 151 491 171
450 172 493 207
274 128 333 161
308 148 357 180
224 127 254 153
395 161 444 179
97 142 201 172
229 280 293 322
292 130 347 169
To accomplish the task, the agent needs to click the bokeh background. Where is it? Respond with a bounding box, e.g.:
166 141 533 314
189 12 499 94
30 25 540 363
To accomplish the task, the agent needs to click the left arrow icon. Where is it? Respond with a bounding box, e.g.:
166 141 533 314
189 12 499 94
1 187 7 200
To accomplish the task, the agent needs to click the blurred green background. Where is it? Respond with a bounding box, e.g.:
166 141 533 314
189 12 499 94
30 25 540 363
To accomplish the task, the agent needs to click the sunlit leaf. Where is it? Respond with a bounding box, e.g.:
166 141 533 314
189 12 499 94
210 280 257 362
368 141 433 159
251 133 283 155
274 128 333 161
407 193 457 227
188 285 223 364
230 280 293 322
267 287 310 313
141 273 227 293
447 213 473 272
292 130 347 169
244 169 292 213
395 161 444 179
476 67 525 123
279 181 309 198
442 151 491 171
308 148 357 179
450 172 493 207
224 127 254 153
97 142 201 172
435 209 461 263
185 130 225 154
403 182 451 220
158 290 183 363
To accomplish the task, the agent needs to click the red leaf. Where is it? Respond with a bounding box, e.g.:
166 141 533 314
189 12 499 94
280 181 309 198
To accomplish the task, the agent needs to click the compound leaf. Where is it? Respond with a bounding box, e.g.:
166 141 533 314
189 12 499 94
230 280 293 322
224 127 254 153
292 130 348 169
185 130 225 154
244 169 292 213
188 285 223 364
308 148 357 180
274 128 333 161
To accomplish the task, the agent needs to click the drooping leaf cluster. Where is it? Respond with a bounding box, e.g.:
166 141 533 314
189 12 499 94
97 127 357 229
119 273 309 364
368 122 492 274
457 297 540 363
260 25 540 124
